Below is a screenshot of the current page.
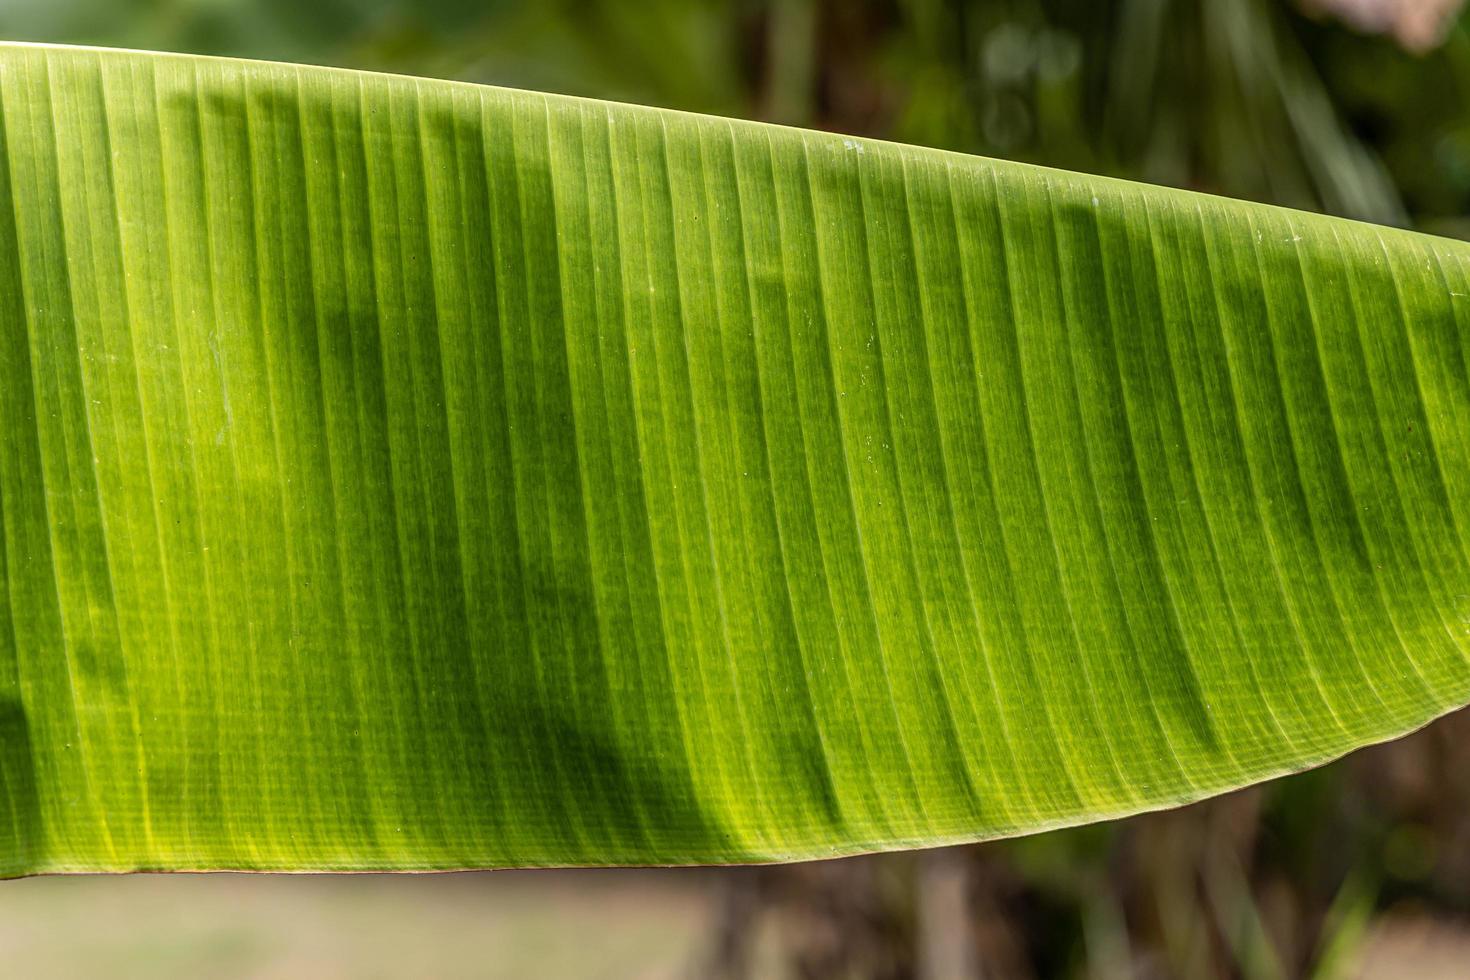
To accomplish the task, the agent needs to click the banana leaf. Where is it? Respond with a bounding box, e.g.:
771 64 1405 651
0 42 1466 874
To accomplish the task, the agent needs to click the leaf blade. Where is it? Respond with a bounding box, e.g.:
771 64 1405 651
0 42 1465 872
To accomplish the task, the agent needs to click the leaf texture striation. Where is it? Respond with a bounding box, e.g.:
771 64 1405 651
0 43 1467 873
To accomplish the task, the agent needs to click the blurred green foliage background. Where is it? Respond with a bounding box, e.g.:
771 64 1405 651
3 1 1468 976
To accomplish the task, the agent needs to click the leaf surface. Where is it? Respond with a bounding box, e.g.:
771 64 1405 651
0 42 1466 873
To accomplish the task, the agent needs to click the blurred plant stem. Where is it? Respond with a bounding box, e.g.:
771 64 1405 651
916 849 979 979
762 0 816 124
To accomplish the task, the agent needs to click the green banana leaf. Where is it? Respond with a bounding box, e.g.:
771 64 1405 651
0 41 1466 875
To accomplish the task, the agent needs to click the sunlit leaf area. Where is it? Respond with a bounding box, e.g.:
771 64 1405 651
1 1 1469 976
